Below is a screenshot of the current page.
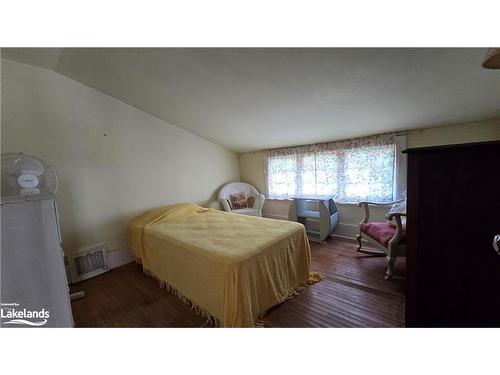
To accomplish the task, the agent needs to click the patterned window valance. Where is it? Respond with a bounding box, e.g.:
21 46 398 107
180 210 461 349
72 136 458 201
266 133 399 203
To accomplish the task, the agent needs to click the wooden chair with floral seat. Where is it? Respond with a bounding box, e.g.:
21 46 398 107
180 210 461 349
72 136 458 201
356 198 407 280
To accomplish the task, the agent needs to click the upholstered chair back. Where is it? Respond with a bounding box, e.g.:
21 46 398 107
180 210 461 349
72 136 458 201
218 182 259 202
217 182 265 216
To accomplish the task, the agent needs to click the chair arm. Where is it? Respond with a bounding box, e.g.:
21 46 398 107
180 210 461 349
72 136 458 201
357 202 371 224
385 212 407 248
254 194 266 210
358 198 405 207
220 199 232 212
357 198 405 224
385 212 407 221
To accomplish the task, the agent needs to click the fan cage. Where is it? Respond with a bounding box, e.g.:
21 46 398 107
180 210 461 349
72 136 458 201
1 152 59 199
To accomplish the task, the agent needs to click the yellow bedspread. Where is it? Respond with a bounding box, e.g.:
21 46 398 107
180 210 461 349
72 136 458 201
128 203 317 327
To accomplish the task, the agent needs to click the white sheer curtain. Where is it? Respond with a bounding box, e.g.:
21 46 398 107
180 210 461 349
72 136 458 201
266 133 404 203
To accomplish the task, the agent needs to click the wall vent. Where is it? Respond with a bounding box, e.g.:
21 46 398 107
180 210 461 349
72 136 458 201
69 243 110 283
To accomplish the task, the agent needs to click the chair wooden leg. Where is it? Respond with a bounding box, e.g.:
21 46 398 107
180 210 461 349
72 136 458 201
385 256 397 280
356 234 362 251
356 234 386 256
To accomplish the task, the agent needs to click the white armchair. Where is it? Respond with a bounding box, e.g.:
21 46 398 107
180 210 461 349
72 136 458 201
218 182 265 217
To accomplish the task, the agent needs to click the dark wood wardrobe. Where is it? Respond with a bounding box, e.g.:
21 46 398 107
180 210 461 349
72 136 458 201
404 141 500 327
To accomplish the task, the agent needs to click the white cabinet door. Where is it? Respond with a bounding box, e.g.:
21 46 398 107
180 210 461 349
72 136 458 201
1 198 74 327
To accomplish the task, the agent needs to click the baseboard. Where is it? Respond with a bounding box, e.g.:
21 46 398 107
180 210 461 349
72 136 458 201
108 247 134 269
331 233 357 241
264 214 361 241
333 223 359 240
263 214 289 220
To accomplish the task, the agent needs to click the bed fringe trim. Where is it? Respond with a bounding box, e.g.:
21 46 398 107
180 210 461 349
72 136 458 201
254 271 324 327
137 260 219 326
136 258 323 328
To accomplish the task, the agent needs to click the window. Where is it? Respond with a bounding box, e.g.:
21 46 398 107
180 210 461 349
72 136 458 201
266 134 399 203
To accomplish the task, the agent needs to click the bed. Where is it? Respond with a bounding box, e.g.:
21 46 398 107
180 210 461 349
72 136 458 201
128 203 320 327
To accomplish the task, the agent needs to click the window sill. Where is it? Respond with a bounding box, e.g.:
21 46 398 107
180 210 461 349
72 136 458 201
266 198 362 207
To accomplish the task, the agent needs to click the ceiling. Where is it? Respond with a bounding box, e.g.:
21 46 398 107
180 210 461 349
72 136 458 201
3 48 499 153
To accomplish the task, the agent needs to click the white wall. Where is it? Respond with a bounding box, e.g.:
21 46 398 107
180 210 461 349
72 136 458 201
1 58 240 255
239 118 500 238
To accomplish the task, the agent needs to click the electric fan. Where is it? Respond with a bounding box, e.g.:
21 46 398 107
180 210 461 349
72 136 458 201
1 153 58 200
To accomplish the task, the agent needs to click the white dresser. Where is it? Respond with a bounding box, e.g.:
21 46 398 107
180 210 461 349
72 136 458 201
1 196 74 327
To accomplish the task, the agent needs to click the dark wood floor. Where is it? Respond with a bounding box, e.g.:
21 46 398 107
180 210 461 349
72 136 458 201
70 238 405 327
